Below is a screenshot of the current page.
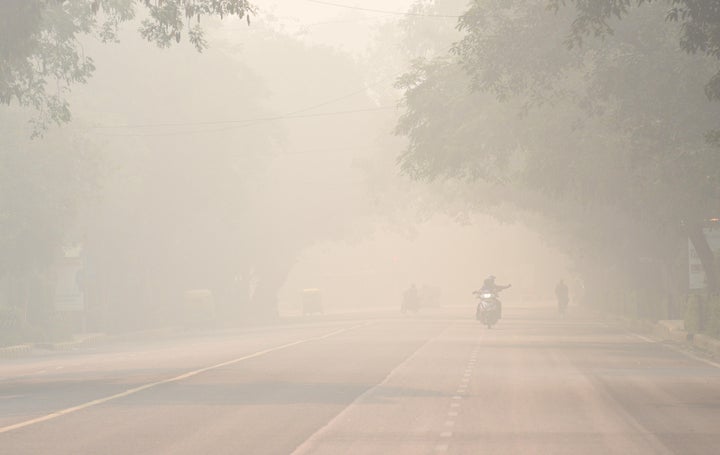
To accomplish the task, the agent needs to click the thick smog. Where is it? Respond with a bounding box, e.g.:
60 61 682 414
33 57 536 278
1 1 720 454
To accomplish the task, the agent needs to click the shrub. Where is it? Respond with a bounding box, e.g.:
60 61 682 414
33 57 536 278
704 295 720 338
684 293 703 334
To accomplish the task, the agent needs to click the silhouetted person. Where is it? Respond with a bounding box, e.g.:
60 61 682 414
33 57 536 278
402 284 420 314
555 279 569 315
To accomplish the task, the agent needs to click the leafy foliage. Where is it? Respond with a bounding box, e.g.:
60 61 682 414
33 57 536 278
0 114 96 277
138 0 252 51
549 0 720 100
0 0 253 135
396 0 720 308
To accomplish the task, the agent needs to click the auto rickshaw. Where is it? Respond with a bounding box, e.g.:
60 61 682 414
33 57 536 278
301 288 323 316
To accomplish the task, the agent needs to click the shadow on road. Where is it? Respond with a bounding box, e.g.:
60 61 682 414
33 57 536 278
119 381 447 406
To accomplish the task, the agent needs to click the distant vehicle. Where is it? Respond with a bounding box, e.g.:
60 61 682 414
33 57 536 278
473 287 509 328
301 288 323 316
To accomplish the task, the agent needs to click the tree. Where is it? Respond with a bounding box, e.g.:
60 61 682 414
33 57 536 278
0 111 98 333
0 0 253 135
549 1 720 100
547 0 720 292
64 22 394 327
395 0 720 308
0 1 254 338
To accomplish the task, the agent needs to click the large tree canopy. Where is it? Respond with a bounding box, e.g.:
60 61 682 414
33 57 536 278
396 0 720 307
549 0 720 100
0 0 253 134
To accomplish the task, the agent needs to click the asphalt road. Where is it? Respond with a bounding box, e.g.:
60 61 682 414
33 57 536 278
2 304 720 454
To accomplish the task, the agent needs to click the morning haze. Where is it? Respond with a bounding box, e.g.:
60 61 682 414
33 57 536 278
1 1 720 453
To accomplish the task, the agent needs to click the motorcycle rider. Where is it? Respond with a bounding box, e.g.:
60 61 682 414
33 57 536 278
480 275 511 318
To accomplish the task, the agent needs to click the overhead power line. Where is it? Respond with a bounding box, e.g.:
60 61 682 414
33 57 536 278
279 80 391 118
220 13 395 31
86 73 398 134
88 106 398 137
305 0 461 18
90 106 393 130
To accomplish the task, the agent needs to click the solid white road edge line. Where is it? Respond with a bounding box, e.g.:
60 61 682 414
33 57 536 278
0 323 369 435
602 320 720 370
627 331 720 369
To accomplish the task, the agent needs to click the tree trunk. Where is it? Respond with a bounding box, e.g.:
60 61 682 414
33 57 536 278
248 257 295 322
687 223 719 294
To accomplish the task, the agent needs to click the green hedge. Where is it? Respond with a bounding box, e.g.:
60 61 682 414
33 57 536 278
0 306 74 347
684 294 720 338
706 295 720 338
684 294 703 334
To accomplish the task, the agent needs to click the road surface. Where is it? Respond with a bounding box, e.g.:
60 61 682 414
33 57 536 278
1 304 719 454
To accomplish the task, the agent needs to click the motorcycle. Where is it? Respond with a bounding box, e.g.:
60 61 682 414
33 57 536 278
473 287 508 328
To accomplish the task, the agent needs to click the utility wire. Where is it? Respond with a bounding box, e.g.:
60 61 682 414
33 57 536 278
305 0 461 18
222 13 396 30
88 106 393 130
297 14 395 26
86 73 397 133
89 106 397 137
278 80 391 118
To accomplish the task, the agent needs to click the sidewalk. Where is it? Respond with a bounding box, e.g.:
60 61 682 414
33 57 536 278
0 332 107 358
0 343 33 358
0 327 185 359
609 314 720 358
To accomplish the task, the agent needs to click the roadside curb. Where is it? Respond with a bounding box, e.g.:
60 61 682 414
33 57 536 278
108 326 184 343
34 333 109 352
0 344 33 358
653 320 692 344
692 333 720 356
0 327 184 359
614 315 720 358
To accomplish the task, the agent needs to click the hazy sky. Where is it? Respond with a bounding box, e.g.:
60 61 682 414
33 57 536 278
217 0 460 53
68 0 570 315
255 0 418 22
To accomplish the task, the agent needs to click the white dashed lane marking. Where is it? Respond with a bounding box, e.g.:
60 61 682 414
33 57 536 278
435 344 480 453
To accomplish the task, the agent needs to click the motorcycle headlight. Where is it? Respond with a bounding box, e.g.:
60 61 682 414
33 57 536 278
481 293 494 299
